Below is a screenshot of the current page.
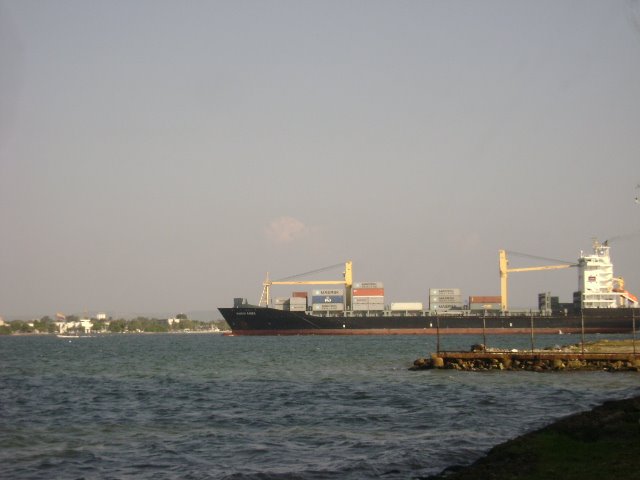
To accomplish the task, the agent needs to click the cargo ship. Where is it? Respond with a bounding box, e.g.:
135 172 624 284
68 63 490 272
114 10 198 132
218 241 639 335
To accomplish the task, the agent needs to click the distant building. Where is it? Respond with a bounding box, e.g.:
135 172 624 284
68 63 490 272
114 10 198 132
56 319 94 334
96 312 107 320
79 319 93 333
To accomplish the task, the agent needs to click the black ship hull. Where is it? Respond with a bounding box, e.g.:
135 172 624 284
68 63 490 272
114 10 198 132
218 307 639 336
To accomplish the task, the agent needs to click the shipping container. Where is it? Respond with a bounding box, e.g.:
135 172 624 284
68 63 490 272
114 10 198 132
390 302 423 311
469 296 501 304
469 303 501 311
289 297 307 305
367 297 385 304
354 282 384 289
538 292 560 313
353 288 385 297
289 304 307 312
352 303 385 311
429 295 463 303
430 305 462 311
352 296 372 304
274 297 289 305
352 304 371 311
311 295 344 304
292 291 308 298
312 303 344 311
430 299 463 306
352 296 384 304
312 289 344 296
429 288 461 296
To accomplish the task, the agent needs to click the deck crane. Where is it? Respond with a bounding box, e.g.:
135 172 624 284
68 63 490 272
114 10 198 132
259 261 353 308
499 250 577 312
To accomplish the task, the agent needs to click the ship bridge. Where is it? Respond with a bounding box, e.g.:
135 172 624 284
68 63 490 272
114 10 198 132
579 240 639 308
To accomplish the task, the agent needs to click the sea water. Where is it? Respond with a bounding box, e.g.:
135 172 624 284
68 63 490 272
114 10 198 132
1 333 639 479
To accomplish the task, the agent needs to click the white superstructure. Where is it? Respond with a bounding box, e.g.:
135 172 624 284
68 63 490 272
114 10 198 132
578 240 638 308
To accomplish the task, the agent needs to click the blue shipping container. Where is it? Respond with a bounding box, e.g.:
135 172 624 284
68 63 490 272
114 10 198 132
311 295 344 304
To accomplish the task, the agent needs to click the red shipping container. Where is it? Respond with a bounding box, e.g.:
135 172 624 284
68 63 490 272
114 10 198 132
353 288 385 297
292 291 308 298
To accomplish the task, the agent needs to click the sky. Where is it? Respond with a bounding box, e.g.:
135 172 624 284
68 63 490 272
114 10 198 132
1 0 640 320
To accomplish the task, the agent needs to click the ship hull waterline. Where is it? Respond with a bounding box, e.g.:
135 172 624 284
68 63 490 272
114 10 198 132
218 307 638 336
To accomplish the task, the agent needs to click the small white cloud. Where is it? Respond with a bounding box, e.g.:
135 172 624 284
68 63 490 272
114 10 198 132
265 216 311 244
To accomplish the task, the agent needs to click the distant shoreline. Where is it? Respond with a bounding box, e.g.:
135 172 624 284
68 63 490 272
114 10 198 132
1 330 230 337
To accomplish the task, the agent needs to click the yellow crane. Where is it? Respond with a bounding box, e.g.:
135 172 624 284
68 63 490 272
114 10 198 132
259 261 353 308
499 250 576 311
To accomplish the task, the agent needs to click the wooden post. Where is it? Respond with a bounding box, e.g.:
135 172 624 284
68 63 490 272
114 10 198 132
633 309 637 357
482 313 487 351
530 313 535 353
436 316 441 354
581 310 585 356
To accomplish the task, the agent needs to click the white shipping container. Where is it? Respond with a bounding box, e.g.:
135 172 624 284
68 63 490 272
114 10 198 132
430 301 463 307
312 303 344 311
289 297 307 305
390 302 423 311
352 297 367 304
312 289 344 296
430 303 463 310
469 303 501 310
429 288 461 296
352 295 384 303
429 295 462 302
354 282 384 289
367 297 385 304
352 304 371 311
351 304 384 311
352 296 384 303
367 304 385 311
274 297 289 305
289 305 307 312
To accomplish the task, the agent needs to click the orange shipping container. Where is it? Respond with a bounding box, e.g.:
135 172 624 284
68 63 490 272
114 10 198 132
292 291 308 298
469 296 502 304
353 288 385 296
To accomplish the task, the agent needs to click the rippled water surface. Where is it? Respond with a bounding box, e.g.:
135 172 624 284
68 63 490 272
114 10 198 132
1 333 639 479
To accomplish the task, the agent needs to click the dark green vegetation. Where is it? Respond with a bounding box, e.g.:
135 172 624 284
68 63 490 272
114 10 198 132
0 315 229 335
0 316 58 335
426 395 640 480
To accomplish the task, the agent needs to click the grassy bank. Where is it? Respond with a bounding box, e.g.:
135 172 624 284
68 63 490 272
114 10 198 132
424 394 640 480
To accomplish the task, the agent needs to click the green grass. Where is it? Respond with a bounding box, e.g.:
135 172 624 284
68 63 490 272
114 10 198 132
428 396 640 480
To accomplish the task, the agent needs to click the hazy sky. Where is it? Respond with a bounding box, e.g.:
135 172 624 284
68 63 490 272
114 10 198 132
1 1 639 319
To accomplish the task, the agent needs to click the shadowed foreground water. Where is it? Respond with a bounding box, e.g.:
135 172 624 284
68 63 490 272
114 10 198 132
1 333 639 479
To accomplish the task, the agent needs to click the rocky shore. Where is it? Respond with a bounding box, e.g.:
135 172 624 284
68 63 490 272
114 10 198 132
411 338 640 372
422 394 640 480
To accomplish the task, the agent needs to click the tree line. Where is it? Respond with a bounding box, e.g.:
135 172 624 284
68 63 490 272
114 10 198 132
0 315 229 335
